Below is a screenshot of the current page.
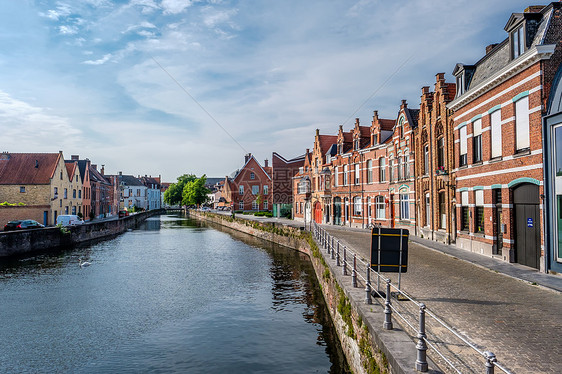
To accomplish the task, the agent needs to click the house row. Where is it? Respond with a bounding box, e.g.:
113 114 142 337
291 2 562 273
0 151 162 227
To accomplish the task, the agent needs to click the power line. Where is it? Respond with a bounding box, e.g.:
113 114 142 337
149 55 249 154
341 53 415 127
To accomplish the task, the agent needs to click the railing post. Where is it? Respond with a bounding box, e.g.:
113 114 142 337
415 303 428 372
365 267 372 304
336 241 340 266
352 254 357 287
331 237 335 259
485 352 496 374
383 279 393 330
342 246 348 276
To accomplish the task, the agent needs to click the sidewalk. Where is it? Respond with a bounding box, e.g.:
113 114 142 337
217 212 562 373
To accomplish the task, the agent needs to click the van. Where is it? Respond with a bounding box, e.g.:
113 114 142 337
56 215 84 227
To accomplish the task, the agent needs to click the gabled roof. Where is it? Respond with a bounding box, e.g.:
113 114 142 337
90 166 111 186
0 152 61 185
379 119 395 131
233 154 271 181
65 161 78 181
318 135 338 155
119 174 144 187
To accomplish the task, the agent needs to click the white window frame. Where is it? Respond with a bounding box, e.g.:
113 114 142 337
376 196 385 219
473 119 482 163
355 163 360 185
460 126 468 166
515 96 530 151
239 185 244 195
379 158 386 182
252 185 259 195
353 196 362 216
263 185 268 195
490 109 502 158
399 193 410 220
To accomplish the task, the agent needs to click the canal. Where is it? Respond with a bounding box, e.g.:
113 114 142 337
0 214 349 373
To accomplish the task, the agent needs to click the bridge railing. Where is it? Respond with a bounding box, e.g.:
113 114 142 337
312 221 513 374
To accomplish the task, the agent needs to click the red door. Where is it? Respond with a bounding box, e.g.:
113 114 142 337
314 202 323 223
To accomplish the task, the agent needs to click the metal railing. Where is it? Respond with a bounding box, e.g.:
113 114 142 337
312 221 513 374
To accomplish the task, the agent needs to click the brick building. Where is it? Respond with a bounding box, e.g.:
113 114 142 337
447 3 562 270
414 74 457 244
271 152 305 218
224 154 272 212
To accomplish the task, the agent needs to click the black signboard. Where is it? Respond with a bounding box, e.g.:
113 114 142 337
370 228 408 273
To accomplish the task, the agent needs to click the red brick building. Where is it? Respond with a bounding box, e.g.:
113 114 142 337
271 152 305 218
224 154 272 212
447 3 562 270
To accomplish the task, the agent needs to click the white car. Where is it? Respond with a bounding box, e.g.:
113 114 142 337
56 215 84 227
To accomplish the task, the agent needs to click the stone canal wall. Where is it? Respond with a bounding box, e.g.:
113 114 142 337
189 211 422 374
0 209 163 258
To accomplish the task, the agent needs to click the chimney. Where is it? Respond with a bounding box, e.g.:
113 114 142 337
316 129 320 136
119 171 122 176
101 165 105 175
401 99 407 107
485 43 498 55
436 72 445 82
422 86 430 94
339 124 343 132
245 153 251 163
71 155 79 161
355 118 360 127
264 159 268 168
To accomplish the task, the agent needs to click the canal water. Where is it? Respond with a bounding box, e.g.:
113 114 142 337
0 214 349 373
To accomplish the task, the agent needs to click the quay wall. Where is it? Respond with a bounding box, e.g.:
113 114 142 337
0 209 164 258
189 210 423 374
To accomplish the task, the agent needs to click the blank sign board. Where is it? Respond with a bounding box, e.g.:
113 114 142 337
370 228 408 273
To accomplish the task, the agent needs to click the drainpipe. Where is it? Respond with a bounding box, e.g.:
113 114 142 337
361 152 365 229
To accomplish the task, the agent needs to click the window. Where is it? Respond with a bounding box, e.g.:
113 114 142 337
399 193 410 220
473 119 482 163
354 139 359 150
389 159 394 182
379 158 386 182
239 185 244 195
404 155 410 179
425 193 430 226
397 157 403 180
439 192 446 229
515 96 530 151
65 206 69 214
460 126 468 166
73 189 76 198
60 199 62 207
239 201 244 210
20 186 25 193
72 206 76 215
252 185 259 195
424 145 429 174
512 24 525 59
64 188 68 199
354 163 360 185
252 200 259 210
461 191 469 231
376 196 385 219
456 73 465 97
367 160 373 183
76 175 78 182
54 187 58 196
437 138 445 168
343 165 348 185
334 166 339 187
353 196 362 216
490 109 502 158
263 200 268 210
78 190 81 199
60 171 63 180
250 172 255 180
263 185 268 195
475 190 484 233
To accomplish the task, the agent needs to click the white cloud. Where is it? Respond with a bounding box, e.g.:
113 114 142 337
83 53 112 65
161 0 193 15
41 2 72 20
59 25 78 35
0 91 81 152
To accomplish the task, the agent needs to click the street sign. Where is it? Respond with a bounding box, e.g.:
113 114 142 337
370 227 409 273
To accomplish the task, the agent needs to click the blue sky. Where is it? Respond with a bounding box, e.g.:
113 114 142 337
0 0 536 181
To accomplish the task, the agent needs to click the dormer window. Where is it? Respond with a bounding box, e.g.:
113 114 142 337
512 24 525 59
456 73 465 96
354 139 359 150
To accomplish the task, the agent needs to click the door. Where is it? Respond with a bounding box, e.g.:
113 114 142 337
334 198 341 225
493 189 503 256
314 201 322 224
513 184 540 269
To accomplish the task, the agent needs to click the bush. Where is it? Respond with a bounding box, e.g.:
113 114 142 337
254 211 273 217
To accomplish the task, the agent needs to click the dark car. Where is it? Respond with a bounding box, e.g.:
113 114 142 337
118 210 129 218
4 219 45 231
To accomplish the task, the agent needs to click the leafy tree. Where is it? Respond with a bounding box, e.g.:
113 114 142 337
255 193 263 210
182 175 210 207
164 174 196 206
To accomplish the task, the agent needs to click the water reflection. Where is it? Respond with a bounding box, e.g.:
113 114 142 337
0 214 349 373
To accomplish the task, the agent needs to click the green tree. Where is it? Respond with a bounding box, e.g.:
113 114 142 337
182 175 210 207
164 174 196 206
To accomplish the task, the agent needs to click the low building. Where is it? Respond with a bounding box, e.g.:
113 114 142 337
224 154 272 212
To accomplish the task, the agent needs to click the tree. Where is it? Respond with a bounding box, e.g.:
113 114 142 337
164 174 196 206
182 175 210 207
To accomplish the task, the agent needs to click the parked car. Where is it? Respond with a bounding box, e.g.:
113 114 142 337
4 219 45 231
118 210 129 218
56 215 84 227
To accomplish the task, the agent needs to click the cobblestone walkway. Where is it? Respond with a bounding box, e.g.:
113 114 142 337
322 225 562 374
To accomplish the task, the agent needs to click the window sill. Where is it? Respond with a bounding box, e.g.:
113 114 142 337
472 160 483 166
514 148 531 157
489 156 502 163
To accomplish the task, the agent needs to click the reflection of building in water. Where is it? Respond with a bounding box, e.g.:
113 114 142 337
141 218 161 231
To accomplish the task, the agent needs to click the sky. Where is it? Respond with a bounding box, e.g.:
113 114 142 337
0 0 538 182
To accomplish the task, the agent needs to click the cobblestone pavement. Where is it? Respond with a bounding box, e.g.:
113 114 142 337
321 225 562 374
